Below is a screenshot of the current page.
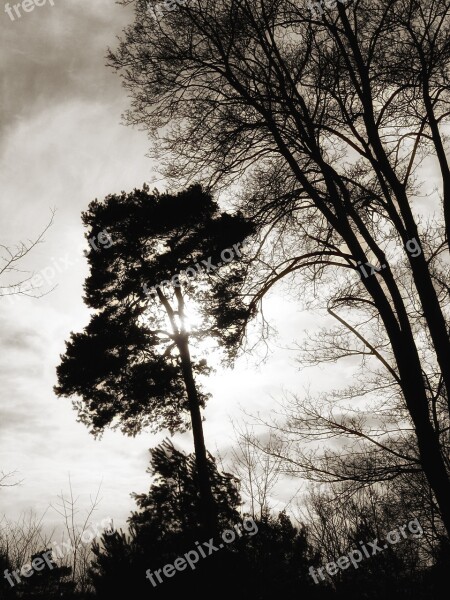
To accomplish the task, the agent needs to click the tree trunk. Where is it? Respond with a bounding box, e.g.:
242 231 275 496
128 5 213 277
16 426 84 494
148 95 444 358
396 345 450 535
178 335 218 535
157 286 218 535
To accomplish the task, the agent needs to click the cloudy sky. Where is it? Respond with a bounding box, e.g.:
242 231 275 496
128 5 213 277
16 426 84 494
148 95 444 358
0 0 347 536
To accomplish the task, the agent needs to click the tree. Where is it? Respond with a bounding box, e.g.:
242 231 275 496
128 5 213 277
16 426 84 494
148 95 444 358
50 479 104 595
302 481 450 599
89 439 242 599
0 552 16 600
230 425 283 519
16 549 74 600
90 440 316 600
0 512 54 578
108 0 450 535
130 439 242 535
55 185 252 534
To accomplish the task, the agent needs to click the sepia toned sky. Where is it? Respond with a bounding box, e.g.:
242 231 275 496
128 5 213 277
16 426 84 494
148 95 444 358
0 0 350 534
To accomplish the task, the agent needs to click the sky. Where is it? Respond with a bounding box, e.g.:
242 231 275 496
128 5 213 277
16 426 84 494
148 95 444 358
0 0 352 537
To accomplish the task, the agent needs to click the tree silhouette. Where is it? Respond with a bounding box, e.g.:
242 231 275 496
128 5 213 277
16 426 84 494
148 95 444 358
14 549 74 600
90 440 316 600
89 439 242 599
55 184 253 534
0 552 16 600
108 0 450 535
130 439 242 535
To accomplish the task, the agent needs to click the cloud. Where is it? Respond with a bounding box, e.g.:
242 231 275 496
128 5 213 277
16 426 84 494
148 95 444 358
0 0 135 141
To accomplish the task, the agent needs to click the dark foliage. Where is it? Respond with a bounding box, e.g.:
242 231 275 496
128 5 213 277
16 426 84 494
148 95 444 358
10 549 74 600
89 440 316 600
54 185 254 437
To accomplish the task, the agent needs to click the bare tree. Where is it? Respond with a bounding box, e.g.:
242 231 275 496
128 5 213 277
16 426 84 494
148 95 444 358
51 479 104 594
303 482 432 573
0 511 54 572
230 424 283 518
